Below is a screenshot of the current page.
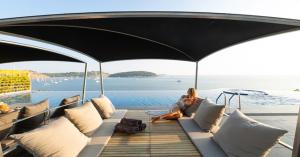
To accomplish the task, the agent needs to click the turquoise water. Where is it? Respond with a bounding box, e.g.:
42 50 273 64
1 75 300 110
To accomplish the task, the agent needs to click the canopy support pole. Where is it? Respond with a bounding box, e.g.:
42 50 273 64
194 61 199 89
292 106 300 157
99 62 104 95
82 63 88 102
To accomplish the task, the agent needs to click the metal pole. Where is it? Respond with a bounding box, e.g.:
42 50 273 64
99 62 104 95
238 93 241 111
82 63 88 102
195 61 199 89
292 106 300 157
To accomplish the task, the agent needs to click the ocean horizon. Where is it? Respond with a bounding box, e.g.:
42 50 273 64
1 75 300 112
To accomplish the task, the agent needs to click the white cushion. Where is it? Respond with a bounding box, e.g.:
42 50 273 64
193 99 225 133
65 102 103 134
213 110 288 157
10 117 90 157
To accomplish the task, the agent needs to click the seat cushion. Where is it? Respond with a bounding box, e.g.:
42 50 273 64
91 95 115 119
193 99 225 133
10 117 90 157
65 102 103 134
178 117 227 157
213 110 288 157
78 110 127 157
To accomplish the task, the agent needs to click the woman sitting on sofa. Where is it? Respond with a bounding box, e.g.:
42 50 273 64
151 88 203 122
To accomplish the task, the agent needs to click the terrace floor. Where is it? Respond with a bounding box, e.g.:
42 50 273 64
100 110 201 157
100 110 295 157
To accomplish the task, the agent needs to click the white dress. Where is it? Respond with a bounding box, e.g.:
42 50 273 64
169 98 186 112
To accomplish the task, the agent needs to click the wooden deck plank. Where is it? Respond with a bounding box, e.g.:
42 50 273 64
99 110 201 157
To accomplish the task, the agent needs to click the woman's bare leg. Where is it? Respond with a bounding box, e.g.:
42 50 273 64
164 111 183 120
151 111 182 122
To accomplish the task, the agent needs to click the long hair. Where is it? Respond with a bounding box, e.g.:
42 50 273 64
187 88 198 98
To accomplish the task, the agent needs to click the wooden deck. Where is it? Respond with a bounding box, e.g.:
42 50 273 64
100 110 201 157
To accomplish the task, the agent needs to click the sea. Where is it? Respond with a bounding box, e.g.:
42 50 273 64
1 75 300 112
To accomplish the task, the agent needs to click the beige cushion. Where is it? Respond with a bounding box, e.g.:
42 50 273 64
213 110 288 157
91 95 115 119
61 95 80 106
0 110 19 140
65 102 103 134
193 99 225 133
17 99 49 132
22 99 49 118
0 143 2 157
10 117 90 157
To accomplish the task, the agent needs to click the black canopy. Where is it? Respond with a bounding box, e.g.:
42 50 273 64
0 42 81 63
0 12 299 62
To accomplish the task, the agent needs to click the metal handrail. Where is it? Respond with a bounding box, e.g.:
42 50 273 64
216 92 227 105
279 140 293 150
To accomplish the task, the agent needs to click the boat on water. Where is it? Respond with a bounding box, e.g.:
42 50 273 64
0 12 299 157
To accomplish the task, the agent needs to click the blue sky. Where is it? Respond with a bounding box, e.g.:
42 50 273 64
1 0 300 75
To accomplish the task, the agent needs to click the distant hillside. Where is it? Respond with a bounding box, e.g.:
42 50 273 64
29 71 49 80
109 71 158 77
43 71 109 78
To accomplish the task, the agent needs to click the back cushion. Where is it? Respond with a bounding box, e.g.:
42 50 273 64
15 99 49 133
0 110 20 140
50 95 80 118
91 95 115 119
193 99 225 133
213 110 287 157
61 95 81 105
10 117 90 157
65 102 103 134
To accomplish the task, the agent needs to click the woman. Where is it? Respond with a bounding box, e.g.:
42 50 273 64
151 88 201 122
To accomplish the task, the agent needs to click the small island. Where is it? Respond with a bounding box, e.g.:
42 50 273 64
109 71 158 78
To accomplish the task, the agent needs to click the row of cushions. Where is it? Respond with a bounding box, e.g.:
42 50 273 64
192 99 287 157
0 96 81 154
9 95 116 157
65 95 116 134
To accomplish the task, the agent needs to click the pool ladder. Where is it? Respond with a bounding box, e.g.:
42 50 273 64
216 91 248 111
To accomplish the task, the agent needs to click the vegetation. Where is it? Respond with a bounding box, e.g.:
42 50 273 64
43 71 109 78
109 71 158 77
0 70 31 94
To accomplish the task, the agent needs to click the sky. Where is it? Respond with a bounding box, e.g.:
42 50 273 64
0 0 300 75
